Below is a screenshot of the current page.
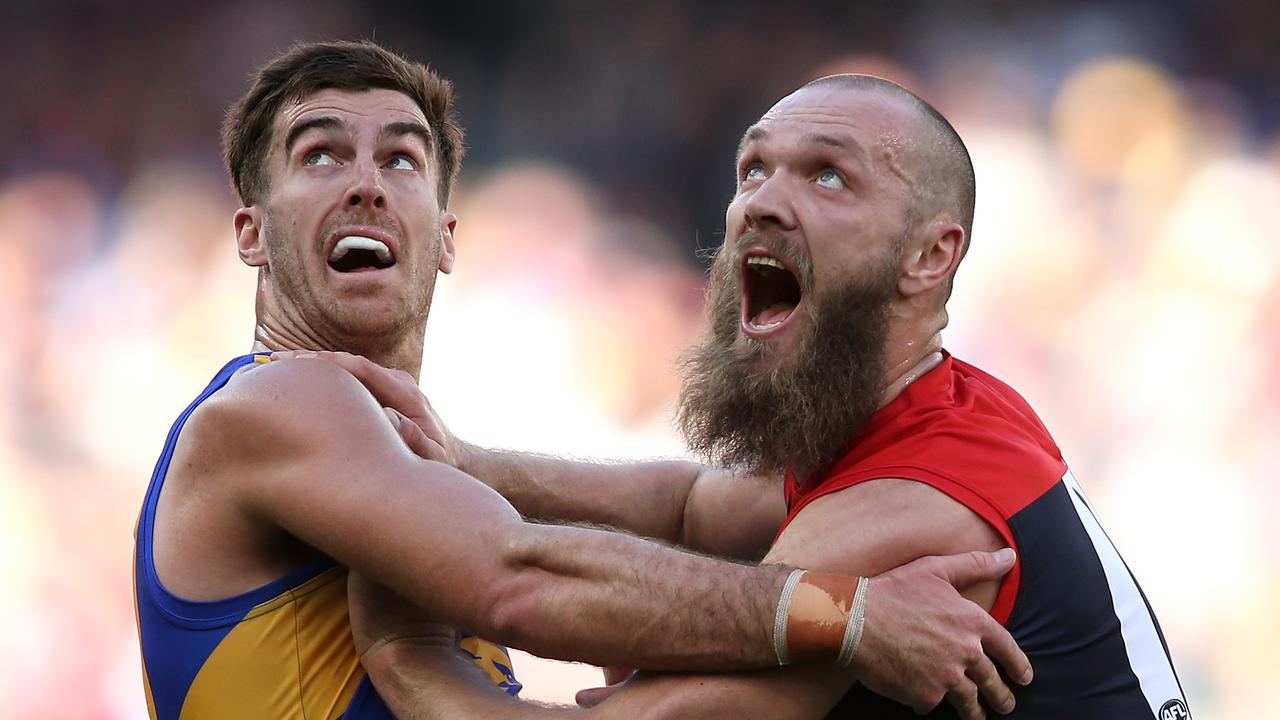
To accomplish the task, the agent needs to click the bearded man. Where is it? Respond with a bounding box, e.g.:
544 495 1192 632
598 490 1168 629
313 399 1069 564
332 75 1189 718
133 42 1031 720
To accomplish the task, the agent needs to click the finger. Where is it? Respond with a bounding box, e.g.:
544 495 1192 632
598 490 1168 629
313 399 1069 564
944 682 985 720
384 407 449 462
278 350 420 409
932 548 1016 588
980 614 1033 686
968 654 1015 715
575 684 623 708
328 352 420 408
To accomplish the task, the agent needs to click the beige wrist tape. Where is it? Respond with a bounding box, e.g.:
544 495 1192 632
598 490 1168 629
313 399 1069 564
773 570 868 667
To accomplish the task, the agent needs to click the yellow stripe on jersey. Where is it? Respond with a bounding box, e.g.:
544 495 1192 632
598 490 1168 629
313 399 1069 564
179 567 362 720
176 565 517 718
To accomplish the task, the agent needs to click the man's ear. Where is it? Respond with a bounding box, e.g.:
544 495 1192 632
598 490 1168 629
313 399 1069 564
898 221 965 297
235 207 268 267
437 212 457 274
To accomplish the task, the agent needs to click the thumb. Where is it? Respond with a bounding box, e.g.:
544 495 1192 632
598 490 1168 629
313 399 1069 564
575 685 620 708
934 547 1016 589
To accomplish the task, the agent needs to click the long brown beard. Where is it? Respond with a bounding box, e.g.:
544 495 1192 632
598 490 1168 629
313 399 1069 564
676 242 896 479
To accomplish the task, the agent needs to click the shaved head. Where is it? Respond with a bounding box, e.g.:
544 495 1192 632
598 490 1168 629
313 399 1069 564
802 74 976 277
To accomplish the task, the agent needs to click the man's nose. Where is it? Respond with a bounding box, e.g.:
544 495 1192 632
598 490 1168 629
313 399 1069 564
743 174 797 230
343 160 387 210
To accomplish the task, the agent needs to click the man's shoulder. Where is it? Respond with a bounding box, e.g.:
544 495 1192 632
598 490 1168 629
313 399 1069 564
846 357 1066 495
181 357 378 473
786 359 1067 539
940 357 1060 452
200 357 373 425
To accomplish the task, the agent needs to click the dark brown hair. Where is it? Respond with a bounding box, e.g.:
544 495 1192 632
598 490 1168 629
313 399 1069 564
221 40 464 208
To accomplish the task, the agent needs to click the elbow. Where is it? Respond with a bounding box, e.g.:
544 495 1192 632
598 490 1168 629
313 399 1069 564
472 530 548 650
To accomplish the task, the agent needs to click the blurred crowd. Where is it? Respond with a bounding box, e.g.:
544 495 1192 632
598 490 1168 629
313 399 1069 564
2 1 1278 717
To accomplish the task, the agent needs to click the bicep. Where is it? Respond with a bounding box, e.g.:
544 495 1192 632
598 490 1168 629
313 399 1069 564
682 469 787 560
765 479 1005 608
205 361 524 618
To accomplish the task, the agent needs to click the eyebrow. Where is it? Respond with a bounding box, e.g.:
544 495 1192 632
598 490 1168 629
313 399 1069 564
282 118 435 157
735 125 869 168
379 121 434 155
284 116 346 157
802 131 868 165
736 124 767 163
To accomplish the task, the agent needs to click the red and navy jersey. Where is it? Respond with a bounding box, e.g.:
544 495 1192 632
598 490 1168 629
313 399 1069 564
781 353 1189 719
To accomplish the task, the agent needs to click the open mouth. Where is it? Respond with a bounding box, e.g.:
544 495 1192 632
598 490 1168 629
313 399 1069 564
328 235 396 273
741 251 802 335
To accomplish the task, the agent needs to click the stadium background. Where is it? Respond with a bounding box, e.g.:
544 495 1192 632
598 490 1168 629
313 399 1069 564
2 0 1277 716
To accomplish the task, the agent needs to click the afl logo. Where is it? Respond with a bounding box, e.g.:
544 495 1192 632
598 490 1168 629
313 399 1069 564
1159 699 1189 720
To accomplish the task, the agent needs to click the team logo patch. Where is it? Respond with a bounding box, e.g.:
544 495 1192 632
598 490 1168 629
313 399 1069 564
1159 699 1190 720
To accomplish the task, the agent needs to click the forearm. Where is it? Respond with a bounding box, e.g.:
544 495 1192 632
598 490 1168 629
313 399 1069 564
459 443 701 542
365 642 580 720
487 521 788 671
366 642 848 720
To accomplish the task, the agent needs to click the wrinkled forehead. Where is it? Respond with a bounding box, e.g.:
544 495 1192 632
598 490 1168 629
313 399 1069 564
275 88 429 143
742 86 916 153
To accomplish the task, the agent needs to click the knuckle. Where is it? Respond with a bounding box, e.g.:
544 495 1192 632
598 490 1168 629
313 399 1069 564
969 611 992 633
964 641 984 665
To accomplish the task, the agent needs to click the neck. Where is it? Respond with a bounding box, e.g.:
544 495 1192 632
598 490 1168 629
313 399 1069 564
251 292 426 380
877 306 947 409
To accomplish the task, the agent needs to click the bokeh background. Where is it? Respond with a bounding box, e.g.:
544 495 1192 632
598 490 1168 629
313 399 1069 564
2 0 1277 716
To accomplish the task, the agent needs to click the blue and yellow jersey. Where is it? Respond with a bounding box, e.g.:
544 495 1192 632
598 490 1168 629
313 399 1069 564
134 354 520 719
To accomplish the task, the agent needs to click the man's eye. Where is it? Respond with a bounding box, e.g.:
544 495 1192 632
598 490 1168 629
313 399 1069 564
743 165 766 182
304 151 337 167
816 169 845 189
384 155 416 171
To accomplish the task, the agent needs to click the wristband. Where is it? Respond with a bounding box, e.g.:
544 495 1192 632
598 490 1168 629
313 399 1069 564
773 569 805 665
772 570 862 666
836 576 869 667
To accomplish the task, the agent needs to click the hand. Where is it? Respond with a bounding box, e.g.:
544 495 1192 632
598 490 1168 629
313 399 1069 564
347 571 454 662
272 350 461 465
851 549 1032 719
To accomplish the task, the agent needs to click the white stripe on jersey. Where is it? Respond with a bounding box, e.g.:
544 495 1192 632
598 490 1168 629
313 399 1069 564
1062 469 1186 717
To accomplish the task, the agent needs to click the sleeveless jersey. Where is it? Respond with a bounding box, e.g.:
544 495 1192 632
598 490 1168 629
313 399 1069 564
781 353 1189 719
134 354 521 719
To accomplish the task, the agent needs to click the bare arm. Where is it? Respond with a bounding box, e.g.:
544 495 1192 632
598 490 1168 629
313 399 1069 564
366 641 847 720
197 358 787 671
357 479 1031 720
279 350 786 559
364 642 583 719
767 479 1017 716
460 447 786 560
